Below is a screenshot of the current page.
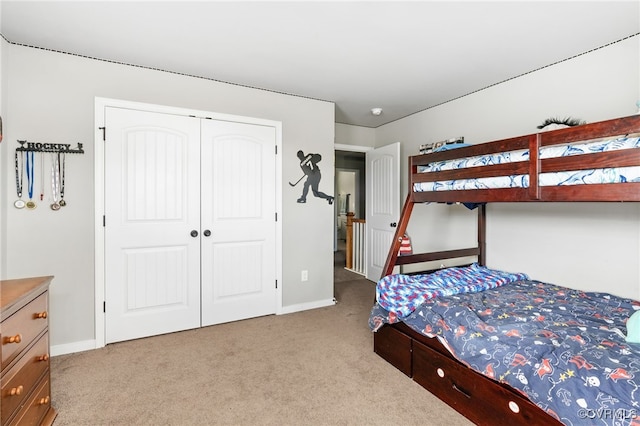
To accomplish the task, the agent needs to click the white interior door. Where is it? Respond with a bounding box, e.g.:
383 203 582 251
365 142 400 282
200 120 277 326
104 107 201 343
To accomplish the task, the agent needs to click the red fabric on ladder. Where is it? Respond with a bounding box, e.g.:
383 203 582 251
398 233 412 256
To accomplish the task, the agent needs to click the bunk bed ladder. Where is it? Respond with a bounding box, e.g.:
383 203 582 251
381 194 414 278
380 195 486 279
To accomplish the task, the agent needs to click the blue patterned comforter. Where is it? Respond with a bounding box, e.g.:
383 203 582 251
369 280 640 425
376 263 528 318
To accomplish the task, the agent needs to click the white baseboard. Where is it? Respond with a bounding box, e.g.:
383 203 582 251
344 267 366 276
51 339 97 357
279 298 336 315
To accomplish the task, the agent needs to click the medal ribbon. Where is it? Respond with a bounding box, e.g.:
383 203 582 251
26 151 35 201
60 153 66 202
15 151 23 198
40 152 45 201
51 153 60 204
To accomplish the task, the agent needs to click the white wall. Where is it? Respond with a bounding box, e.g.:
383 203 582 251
0 9 6 280
1 44 335 352
335 122 375 147
375 35 640 300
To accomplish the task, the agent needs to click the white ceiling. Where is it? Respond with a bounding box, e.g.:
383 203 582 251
1 1 639 127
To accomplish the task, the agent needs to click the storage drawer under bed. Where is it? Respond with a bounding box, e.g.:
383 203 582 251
412 339 562 426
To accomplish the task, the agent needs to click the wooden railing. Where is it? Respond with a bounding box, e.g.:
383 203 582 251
345 212 366 275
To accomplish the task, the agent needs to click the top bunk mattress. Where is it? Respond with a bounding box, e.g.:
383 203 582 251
413 135 640 192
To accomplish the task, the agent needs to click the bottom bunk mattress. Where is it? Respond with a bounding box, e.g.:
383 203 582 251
370 278 640 425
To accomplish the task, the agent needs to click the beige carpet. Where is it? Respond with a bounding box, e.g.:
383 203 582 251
50 250 473 425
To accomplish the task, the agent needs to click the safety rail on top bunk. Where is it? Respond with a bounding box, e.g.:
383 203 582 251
410 114 640 204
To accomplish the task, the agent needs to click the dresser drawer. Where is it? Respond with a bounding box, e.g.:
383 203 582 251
1 333 50 425
1 292 49 371
7 377 52 426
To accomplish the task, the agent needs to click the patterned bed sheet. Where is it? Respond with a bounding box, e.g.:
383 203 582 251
414 136 640 192
369 280 640 425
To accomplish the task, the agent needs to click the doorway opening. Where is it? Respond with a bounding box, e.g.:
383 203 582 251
334 150 365 272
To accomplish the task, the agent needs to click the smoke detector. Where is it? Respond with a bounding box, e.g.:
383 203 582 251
371 108 383 116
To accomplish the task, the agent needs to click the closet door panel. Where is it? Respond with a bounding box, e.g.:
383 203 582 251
200 120 277 326
104 108 201 343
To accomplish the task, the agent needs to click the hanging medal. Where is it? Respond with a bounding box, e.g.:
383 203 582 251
50 153 61 211
14 151 25 209
58 152 67 207
25 151 37 209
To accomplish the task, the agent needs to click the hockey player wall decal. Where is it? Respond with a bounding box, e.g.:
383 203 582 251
290 150 334 204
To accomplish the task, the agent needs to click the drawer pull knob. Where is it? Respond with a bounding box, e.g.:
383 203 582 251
9 385 24 396
508 401 520 413
38 396 51 405
35 311 48 319
436 368 445 378
6 334 22 344
38 354 50 362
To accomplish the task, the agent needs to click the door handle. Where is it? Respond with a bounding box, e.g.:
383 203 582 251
203 230 211 237
190 230 198 237
390 222 397 227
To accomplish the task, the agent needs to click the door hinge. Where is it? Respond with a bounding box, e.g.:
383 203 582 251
275 212 278 222
103 215 106 227
99 127 106 141
275 145 278 155
275 280 278 289
103 301 106 313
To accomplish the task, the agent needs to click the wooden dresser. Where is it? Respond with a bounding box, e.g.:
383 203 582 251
1 276 56 425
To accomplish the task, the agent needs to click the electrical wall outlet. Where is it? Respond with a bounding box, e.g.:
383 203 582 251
301 270 308 282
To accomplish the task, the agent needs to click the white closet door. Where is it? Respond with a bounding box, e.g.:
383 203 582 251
200 119 277 326
104 107 201 343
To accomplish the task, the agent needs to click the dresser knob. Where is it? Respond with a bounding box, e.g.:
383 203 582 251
38 396 51 405
9 385 24 396
6 334 22 344
35 311 48 319
38 354 50 362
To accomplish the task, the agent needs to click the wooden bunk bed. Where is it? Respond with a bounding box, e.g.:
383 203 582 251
371 114 640 426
